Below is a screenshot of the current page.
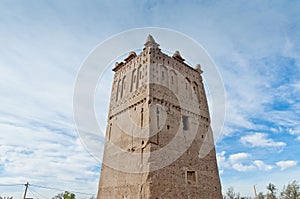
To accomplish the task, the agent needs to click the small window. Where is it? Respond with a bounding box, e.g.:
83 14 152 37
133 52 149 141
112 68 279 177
187 171 196 183
182 115 189 131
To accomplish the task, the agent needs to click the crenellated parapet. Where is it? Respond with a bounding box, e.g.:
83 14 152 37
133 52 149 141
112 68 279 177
109 35 208 118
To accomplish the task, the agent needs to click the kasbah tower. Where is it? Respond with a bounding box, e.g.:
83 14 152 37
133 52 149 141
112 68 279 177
97 35 222 199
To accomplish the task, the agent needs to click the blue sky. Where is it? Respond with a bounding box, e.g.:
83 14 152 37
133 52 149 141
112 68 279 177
0 0 300 197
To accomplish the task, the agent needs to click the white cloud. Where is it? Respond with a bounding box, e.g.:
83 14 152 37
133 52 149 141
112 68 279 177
240 133 286 148
218 152 257 172
276 161 297 170
229 153 250 163
253 160 274 171
228 153 255 172
1 1 300 197
0 120 100 197
232 163 255 172
218 152 276 172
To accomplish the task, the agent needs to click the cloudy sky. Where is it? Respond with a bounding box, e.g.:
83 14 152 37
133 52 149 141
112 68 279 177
1 0 300 198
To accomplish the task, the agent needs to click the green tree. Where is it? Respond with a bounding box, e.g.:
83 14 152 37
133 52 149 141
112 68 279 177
226 187 235 199
280 180 300 199
266 183 277 199
52 191 76 199
225 187 240 199
258 192 265 199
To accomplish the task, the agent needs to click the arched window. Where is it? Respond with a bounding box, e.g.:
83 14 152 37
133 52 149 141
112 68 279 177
185 78 192 98
192 81 200 102
130 69 137 92
169 70 177 93
116 79 122 101
160 65 168 86
137 65 142 88
121 75 126 98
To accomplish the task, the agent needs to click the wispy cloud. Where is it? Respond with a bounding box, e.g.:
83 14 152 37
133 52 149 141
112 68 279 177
0 119 100 197
253 160 273 171
217 151 285 173
218 152 257 172
240 133 286 148
232 163 255 172
1 0 300 197
276 160 297 170
228 153 250 163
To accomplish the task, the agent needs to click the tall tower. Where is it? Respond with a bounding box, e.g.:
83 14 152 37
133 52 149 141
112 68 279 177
97 35 222 199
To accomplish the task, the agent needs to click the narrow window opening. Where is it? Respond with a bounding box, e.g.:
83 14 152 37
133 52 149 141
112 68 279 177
141 108 144 128
116 79 121 101
156 107 160 129
131 69 137 92
108 123 112 141
121 76 126 98
167 125 170 130
182 115 189 131
141 148 144 164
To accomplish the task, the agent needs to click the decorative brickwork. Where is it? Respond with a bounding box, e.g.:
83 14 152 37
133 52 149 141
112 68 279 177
97 35 222 199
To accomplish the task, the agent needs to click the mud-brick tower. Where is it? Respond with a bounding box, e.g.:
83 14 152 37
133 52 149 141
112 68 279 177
97 35 222 199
